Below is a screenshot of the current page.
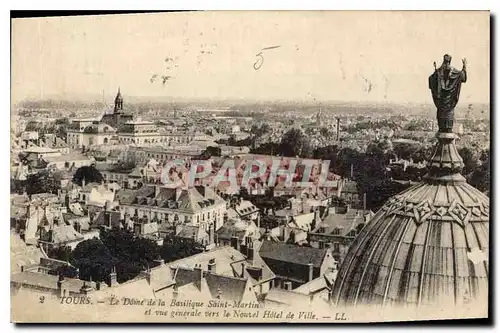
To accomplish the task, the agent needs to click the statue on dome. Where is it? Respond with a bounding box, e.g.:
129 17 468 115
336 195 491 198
428 54 467 133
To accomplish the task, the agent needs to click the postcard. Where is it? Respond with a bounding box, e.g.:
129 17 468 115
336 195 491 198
10 10 490 323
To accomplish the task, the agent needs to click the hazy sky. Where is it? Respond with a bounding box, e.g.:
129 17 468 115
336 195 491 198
11 11 490 104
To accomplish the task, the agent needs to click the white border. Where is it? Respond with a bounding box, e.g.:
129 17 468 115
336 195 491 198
3 1 498 332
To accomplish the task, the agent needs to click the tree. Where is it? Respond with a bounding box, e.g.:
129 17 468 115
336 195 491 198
49 246 72 262
251 142 280 156
458 147 480 176
70 238 116 282
205 146 221 157
52 265 79 279
100 229 161 282
279 128 312 158
55 117 70 126
25 169 61 195
468 153 490 194
160 235 203 263
73 165 104 186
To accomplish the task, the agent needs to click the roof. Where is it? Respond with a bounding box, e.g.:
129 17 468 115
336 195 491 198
52 225 84 244
117 185 225 214
232 200 259 217
314 209 370 237
293 275 331 295
173 267 250 302
231 241 276 285
43 153 91 163
93 211 121 228
11 271 97 293
259 241 327 268
168 246 245 276
149 264 175 291
10 232 45 273
215 219 252 241
205 273 248 302
264 288 310 306
176 225 208 240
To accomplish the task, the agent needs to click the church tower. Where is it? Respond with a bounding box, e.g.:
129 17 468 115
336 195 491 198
316 104 322 126
114 87 123 114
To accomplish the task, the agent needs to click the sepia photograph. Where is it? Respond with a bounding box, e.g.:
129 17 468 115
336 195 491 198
9 10 490 323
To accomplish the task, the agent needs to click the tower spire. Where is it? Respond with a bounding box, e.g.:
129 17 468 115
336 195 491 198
114 87 123 113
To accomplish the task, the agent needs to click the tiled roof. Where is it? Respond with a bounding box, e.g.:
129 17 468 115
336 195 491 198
149 265 175 291
205 273 248 302
52 225 84 244
93 211 121 228
259 241 327 268
11 271 97 293
117 186 225 214
168 246 245 276
264 288 310 306
173 267 201 288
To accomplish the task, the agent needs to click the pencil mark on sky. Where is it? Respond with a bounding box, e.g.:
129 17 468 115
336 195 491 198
253 45 281 71
383 74 389 100
360 75 373 93
339 53 346 80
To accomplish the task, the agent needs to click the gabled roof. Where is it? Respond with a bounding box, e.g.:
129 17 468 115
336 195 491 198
168 246 245 276
52 225 84 244
205 273 249 302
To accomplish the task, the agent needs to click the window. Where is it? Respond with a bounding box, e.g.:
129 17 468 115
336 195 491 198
333 243 340 253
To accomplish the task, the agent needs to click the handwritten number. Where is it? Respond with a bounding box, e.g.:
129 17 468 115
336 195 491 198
254 53 264 71
39 296 45 304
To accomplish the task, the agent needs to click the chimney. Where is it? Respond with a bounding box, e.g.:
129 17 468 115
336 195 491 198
105 211 111 228
172 285 179 299
241 262 245 277
284 281 292 291
336 118 340 141
246 238 254 261
208 258 216 274
79 281 94 295
95 281 101 291
194 264 204 290
82 177 86 188
57 274 67 297
155 185 160 198
308 262 314 282
108 266 118 287
140 267 152 284
230 236 240 251
350 164 354 180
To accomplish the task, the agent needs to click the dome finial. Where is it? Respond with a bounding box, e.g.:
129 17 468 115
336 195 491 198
425 54 468 184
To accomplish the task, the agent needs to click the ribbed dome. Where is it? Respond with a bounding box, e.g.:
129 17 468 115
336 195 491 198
331 132 489 307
